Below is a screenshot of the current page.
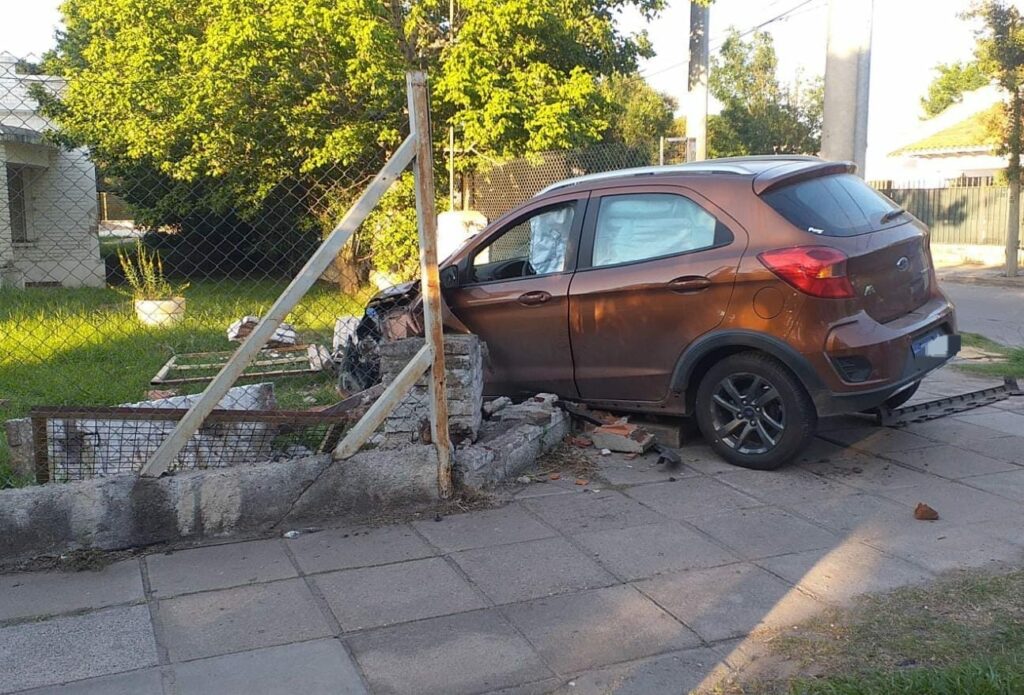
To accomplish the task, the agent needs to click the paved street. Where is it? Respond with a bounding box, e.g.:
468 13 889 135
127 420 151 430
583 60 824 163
2 367 1023 694
942 280 1024 346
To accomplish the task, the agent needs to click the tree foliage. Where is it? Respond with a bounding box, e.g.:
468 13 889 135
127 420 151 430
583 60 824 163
598 73 676 153
41 0 664 278
706 29 822 158
921 61 990 118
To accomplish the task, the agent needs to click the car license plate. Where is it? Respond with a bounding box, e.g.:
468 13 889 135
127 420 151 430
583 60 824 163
912 331 948 358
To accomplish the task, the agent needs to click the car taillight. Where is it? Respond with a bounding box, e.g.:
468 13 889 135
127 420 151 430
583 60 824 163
758 246 855 299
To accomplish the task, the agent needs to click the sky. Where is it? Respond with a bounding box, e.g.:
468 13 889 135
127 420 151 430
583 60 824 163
0 0 989 177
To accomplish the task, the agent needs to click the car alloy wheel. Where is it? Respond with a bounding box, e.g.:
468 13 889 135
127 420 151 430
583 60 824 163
709 372 786 455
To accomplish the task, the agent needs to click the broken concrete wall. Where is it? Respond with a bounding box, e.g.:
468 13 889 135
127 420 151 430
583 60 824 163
456 395 571 488
379 335 484 446
5 383 278 482
0 445 440 561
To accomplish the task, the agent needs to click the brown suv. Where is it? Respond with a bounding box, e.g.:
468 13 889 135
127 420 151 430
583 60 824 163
354 156 959 469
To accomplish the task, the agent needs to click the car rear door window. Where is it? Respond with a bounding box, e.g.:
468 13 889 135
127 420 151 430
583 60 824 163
591 193 729 267
762 173 903 237
471 202 576 282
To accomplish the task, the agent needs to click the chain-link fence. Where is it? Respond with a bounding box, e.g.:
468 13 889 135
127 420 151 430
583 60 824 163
0 54 436 487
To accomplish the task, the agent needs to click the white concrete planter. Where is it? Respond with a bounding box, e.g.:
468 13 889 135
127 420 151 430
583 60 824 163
134 297 186 327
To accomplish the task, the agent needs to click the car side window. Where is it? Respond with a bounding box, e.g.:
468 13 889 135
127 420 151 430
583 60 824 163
591 193 730 267
470 202 576 283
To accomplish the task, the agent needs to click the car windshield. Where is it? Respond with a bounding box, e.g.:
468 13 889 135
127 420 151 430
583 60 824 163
762 173 903 237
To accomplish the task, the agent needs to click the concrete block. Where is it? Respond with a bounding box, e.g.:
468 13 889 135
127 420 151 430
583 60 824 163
315 556 486 631
632 417 686 448
501 584 701 673
346 609 551 695
157 578 331 662
2 417 35 479
589 422 654 454
0 605 158 693
173 638 368 695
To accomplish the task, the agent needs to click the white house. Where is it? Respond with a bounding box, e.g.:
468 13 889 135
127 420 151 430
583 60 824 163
0 53 104 288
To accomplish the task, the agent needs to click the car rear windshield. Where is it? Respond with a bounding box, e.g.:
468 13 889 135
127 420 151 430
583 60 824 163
761 173 903 237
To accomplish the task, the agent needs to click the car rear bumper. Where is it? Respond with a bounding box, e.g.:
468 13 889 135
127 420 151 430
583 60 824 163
810 297 959 415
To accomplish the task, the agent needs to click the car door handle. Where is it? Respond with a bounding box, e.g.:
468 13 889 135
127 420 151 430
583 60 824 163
518 291 552 306
667 276 711 294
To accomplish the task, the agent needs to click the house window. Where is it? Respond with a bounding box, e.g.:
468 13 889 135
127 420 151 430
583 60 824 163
6 164 29 243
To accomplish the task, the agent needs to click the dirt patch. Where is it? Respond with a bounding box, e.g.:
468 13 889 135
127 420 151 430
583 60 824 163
2 547 143 574
532 440 599 480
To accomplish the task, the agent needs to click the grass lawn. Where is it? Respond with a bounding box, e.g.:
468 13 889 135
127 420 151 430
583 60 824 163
956 332 1024 379
718 569 1024 695
0 279 366 485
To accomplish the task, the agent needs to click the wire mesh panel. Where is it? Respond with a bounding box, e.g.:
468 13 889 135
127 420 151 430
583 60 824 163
0 52 431 486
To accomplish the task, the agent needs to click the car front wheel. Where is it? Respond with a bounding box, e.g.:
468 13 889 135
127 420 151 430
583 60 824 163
695 352 817 470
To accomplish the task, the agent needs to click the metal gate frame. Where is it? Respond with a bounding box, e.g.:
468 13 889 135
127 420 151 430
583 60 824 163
139 72 454 498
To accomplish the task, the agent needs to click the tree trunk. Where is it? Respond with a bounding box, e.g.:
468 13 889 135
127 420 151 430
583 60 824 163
1007 87 1022 277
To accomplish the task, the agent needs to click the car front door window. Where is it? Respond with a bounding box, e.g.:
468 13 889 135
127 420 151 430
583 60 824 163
471 202 576 283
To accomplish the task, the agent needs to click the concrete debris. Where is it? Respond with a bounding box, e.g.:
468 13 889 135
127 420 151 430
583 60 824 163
569 436 593 448
549 472 562 480
590 419 655 454
516 475 532 484
600 448 612 456
332 315 361 353
914 502 939 521
574 478 589 486
483 396 512 416
226 316 298 347
282 530 301 539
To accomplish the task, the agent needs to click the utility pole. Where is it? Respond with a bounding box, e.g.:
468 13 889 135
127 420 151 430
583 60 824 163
448 0 457 210
686 1 709 161
820 0 873 175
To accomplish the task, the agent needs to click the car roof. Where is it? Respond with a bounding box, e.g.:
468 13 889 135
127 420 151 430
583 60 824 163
535 155 855 197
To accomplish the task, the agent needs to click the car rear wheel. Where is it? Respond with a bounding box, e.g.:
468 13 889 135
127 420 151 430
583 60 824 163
695 352 817 470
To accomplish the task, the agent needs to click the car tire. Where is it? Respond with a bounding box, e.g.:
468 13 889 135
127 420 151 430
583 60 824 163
695 351 817 471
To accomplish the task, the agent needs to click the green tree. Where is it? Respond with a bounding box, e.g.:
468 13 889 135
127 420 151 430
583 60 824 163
599 73 676 153
921 61 990 117
967 0 1024 276
706 29 822 158
41 0 663 281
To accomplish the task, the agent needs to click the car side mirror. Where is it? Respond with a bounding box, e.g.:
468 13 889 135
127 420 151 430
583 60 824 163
440 265 460 289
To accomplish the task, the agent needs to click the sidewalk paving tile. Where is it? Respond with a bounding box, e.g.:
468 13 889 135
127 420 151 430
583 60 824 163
715 468 852 507
896 419 1014 446
592 452 699 486
573 522 739 581
286 524 435 574
501 584 701 673
781 491 907 535
623 478 761 520
885 445 1018 479
0 560 143 622
756 543 933 604
315 557 486 631
451 537 616 604
820 428 938 454
802 459 938 492
347 609 551 695
877 480 1023 523
147 539 296 597
547 646 730 695
964 469 1024 501
687 507 838 560
173 638 367 695
943 435 1024 464
413 505 555 553
955 410 1024 437
522 490 665 535
17 669 163 695
0 605 157 694
157 578 331 662
634 564 820 642
862 522 1024 573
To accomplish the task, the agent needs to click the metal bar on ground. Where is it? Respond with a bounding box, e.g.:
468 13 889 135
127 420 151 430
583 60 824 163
139 134 417 477
408 71 454 499
333 344 433 459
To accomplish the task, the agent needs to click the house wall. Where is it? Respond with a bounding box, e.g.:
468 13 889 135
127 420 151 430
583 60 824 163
6 145 105 287
0 145 12 282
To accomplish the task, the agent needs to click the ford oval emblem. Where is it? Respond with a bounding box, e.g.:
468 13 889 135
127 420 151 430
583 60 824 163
896 256 910 271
